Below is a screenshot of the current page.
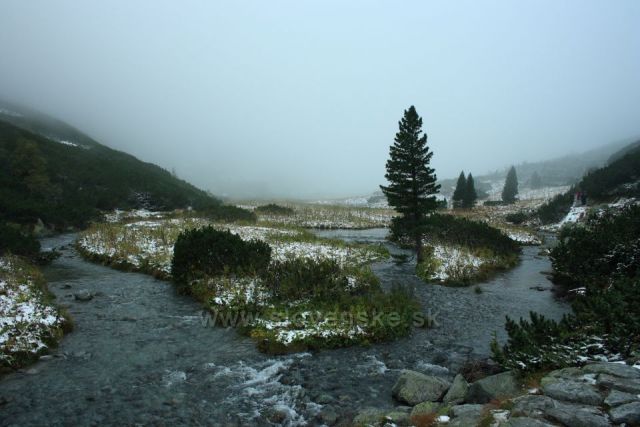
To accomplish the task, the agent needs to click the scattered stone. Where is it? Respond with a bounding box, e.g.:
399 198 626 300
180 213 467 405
529 285 547 291
410 401 441 418
604 389 639 407
542 380 603 406
352 408 385 426
540 367 583 386
442 374 468 405
315 393 334 404
505 417 556 427
384 407 411 426
448 404 483 426
391 370 451 405
39 355 54 361
544 401 609 427
511 395 557 418
73 289 93 301
582 362 640 379
609 401 640 424
465 371 522 403
318 406 339 426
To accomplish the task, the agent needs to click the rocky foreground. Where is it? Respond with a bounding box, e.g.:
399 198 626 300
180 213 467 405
352 362 640 426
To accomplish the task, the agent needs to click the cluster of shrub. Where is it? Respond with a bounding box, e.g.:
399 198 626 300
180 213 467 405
493 205 640 371
171 227 419 352
254 203 295 216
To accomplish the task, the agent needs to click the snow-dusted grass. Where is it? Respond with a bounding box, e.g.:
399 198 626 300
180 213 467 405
0 256 65 368
417 242 517 286
239 202 396 229
78 217 387 279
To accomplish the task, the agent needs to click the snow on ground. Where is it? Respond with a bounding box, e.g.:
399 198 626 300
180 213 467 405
424 244 485 282
504 229 542 245
78 217 386 278
485 182 570 203
0 257 63 367
542 198 639 231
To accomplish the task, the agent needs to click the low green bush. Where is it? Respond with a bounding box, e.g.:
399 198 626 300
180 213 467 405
171 227 271 293
505 211 528 225
0 223 40 258
535 191 574 225
200 205 257 223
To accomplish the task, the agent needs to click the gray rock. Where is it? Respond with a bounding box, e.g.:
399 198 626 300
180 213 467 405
449 403 484 418
545 401 609 427
609 401 640 424
505 417 556 427
410 401 440 418
73 289 93 301
511 395 557 418
318 406 338 426
604 389 639 407
448 404 484 427
540 367 583 386
582 362 640 379
352 408 385 426
542 380 604 406
598 373 640 394
443 374 468 405
391 370 450 405
466 371 522 404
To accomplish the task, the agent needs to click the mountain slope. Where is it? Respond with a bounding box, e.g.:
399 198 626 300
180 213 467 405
0 108 221 229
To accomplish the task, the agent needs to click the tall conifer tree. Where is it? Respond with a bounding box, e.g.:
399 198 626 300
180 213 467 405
452 171 466 209
502 166 519 204
464 173 477 208
380 106 440 262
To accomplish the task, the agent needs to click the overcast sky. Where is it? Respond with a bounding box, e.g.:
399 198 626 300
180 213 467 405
1 1 639 199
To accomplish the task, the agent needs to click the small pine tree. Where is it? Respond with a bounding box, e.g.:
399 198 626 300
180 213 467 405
463 173 477 208
452 171 466 209
380 106 440 263
502 166 519 204
529 171 543 189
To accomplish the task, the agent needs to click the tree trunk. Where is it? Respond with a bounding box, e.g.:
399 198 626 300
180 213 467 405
415 233 423 264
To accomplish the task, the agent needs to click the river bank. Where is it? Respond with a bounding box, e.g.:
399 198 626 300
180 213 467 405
0 230 568 425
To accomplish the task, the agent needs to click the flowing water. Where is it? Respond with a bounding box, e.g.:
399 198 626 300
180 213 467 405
0 230 568 426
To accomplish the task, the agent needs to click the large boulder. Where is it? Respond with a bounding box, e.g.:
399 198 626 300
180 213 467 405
582 362 640 379
442 374 468 405
352 408 385 427
505 417 556 427
604 389 639 407
544 401 610 427
540 367 583 386
511 395 557 418
609 401 640 425
410 401 441 419
597 373 640 394
542 380 604 406
391 370 450 406
465 371 522 404
448 404 484 427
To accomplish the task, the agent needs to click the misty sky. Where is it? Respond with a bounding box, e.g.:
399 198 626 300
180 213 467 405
1 1 639 199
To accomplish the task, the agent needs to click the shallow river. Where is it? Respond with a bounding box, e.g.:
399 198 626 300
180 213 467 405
0 230 568 426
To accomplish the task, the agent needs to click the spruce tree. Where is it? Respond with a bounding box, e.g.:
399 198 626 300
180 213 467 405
380 106 440 263
502 166 519 204
463 173 477 208
529 171 543 189
452 171 466 209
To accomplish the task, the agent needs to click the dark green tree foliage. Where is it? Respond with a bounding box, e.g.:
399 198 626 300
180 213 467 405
171 227 271 293
380 106 440 262
494 206 640 371
452 171 466 208
463 173 477 208
0 120 234 229
0 223 41 258
551 205 640 291
502 166 518 204
529 171 543 189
